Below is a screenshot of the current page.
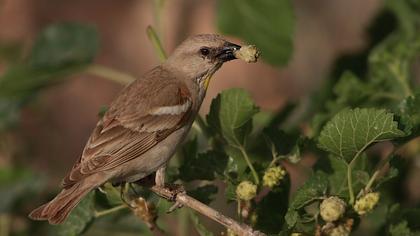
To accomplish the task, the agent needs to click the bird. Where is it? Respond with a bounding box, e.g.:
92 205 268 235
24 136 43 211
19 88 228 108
29 34 244 224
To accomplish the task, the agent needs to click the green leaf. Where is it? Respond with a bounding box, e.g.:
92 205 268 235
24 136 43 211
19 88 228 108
0 23 98 95
29 22 98 68
398 92 420 137
385 0 420 37
318 108 405 162
284 209 298 228
224 146 248 176
207 88 259 147
368 30 420 98
290 171 328 209
224 181 237 201
0 22 99 131
0 64 80 99
178 151 228 182
188 185 218 205
99 183 123 206
51 192 95 236
263 128 299 156
326 72 375 112
217 0 294 65
389 221 419 236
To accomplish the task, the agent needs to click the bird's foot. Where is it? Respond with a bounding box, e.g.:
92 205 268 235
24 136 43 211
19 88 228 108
164 184 185 213
120 182 136 208
151 183 185 213
164 183 185 201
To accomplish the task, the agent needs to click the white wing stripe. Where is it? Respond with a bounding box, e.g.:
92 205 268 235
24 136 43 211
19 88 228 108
149 100 191 115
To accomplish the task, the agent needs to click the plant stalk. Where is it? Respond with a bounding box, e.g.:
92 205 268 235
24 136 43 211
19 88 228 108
94 204 128 218
85 64 135 85
238 145 260 185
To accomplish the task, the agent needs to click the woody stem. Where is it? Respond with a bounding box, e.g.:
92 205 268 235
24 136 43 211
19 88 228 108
150 186 265 236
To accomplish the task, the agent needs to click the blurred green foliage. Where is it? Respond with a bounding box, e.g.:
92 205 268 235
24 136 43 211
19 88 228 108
217 0 294 65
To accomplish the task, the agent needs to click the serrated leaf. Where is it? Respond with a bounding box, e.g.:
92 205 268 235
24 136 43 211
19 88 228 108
318 108 405 162
217 0 294 65
188 185 218 205
207 88 259 147
178 151 228 182
290 171 328 209
51 192 95 236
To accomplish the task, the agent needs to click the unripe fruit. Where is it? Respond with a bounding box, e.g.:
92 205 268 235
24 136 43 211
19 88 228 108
236 181 257 201
320 196 346 222
263 166 287 188
354 192 380 215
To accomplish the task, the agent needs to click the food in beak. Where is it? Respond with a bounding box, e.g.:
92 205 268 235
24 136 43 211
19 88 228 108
234 45 260 63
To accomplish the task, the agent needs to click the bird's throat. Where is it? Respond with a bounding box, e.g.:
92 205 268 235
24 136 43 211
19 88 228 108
204 75 212 90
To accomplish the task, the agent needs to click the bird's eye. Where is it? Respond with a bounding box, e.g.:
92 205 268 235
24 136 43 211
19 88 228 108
200 47 210 56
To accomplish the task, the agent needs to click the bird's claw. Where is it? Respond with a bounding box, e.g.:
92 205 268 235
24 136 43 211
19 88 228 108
165 184 185 201
167 202 183 213
164 184 185 213
151 183 186 212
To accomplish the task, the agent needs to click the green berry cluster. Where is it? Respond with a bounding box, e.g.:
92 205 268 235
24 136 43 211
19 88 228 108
354 192 380 215
236 181 257 201
262 166 286 188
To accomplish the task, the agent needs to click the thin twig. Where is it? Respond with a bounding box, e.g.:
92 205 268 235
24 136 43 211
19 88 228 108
150 186 266 236
358 145 400 198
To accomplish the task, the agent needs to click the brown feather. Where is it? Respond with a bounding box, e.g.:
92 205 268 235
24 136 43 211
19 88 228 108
29 180 95 224
29 34 233 224
61 68 193 189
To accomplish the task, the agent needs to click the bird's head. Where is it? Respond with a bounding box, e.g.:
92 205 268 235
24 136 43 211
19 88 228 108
164 34 241 89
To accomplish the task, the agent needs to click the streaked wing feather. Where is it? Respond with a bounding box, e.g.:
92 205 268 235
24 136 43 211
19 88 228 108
62 78 193 188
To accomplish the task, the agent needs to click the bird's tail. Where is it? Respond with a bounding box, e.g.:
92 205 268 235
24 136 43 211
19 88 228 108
29 181 95 225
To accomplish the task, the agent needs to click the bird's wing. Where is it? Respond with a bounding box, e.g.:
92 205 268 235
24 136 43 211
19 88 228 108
62 78 193 188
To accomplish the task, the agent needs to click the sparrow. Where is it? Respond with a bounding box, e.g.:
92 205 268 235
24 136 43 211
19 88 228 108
29 34 243 224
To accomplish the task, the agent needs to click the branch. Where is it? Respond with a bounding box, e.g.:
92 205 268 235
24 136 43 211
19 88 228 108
150 186 266 236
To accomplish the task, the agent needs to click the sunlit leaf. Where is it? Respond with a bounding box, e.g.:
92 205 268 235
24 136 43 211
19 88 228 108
318 108 405 162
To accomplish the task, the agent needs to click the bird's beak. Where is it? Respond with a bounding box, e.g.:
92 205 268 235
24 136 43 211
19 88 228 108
217 42 241 62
